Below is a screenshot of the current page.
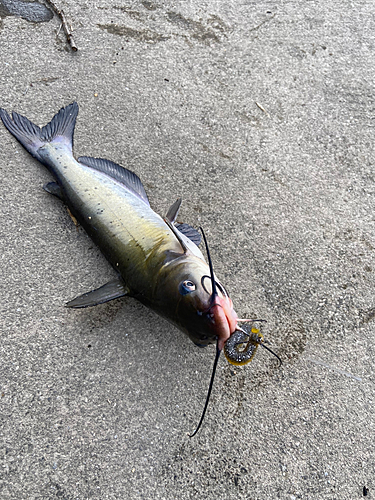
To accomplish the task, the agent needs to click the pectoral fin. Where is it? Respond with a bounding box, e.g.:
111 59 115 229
175 223 201 246
165 198 201 245
66 279 129 308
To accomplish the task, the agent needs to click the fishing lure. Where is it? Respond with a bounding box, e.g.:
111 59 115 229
0 102 281 436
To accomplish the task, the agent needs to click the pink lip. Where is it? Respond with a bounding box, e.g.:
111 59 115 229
209 296 238 351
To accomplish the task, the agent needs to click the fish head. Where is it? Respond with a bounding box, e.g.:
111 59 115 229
155 255 238 350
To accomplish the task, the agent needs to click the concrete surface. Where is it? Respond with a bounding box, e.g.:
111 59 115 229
0 1 374 499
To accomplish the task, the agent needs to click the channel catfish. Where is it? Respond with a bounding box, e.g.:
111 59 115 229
0 103 280 435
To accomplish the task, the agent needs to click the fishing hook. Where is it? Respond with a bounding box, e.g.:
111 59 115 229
233 326 282 367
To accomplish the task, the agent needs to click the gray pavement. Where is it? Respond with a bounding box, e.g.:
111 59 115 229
0 1 374 499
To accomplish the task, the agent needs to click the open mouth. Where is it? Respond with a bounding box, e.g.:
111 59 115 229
206 294 238 351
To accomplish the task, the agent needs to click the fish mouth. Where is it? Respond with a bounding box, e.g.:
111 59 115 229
205 294 238 351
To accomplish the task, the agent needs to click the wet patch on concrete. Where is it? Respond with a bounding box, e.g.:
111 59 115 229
97 7 228 45
277 318 307 363
97 23 170 43
0 0 53 23
141 1 157 11
359 306 375 325
161 444 255 496
166 11 225 44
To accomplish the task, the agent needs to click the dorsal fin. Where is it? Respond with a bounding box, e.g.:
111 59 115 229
166 198 182 223
78 156 150 206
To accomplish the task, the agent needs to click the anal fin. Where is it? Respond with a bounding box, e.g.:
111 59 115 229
66 278 129 308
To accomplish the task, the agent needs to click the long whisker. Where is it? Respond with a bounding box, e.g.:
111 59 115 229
189 343 221 438
237 319 267 323
200 227 217 300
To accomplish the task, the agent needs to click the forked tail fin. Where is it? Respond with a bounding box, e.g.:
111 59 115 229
0 102 79 164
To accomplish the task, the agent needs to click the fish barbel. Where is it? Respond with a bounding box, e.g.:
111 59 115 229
0 102 279 435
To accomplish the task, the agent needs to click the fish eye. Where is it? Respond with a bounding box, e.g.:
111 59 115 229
179 280 196 295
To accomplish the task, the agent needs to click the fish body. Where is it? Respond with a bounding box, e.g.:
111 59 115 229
0 103 238 350
38 141 184 300
1 102 279 436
